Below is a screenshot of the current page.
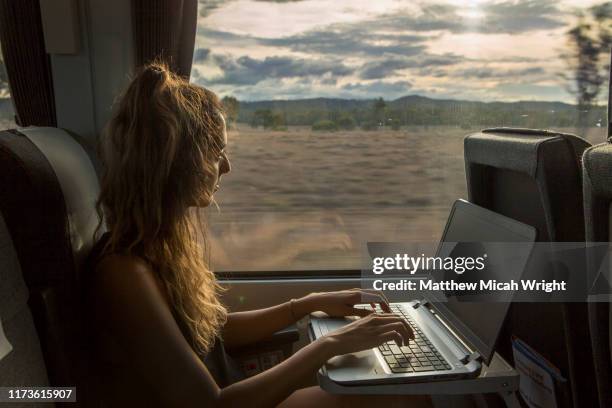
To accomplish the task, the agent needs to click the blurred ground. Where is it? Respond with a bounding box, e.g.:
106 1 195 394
206 125 606 272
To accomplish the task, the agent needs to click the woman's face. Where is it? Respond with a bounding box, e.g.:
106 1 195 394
201 116 231 206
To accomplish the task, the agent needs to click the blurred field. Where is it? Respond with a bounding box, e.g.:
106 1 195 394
206 125 607 272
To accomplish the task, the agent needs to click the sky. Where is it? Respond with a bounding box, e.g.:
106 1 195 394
192 0 608 103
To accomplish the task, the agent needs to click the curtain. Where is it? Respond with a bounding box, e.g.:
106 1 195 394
132 0 198 79
0 0 56 127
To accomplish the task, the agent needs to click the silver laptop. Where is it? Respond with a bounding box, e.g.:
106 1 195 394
309 199 536 385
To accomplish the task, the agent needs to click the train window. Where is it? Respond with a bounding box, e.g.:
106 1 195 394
0 47 14 131
192 0 610 273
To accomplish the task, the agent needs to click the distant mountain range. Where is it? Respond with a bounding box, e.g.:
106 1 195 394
239 94 579 113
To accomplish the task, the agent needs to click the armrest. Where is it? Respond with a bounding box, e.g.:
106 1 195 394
228 325 300 356
226 325 300 377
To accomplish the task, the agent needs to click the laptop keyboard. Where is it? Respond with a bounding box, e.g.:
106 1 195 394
364 304 451 373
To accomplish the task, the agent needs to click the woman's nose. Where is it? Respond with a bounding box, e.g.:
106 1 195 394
221 156 231 175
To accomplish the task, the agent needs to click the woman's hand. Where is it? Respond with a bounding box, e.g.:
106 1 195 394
298 288 392 318
317 313 415 358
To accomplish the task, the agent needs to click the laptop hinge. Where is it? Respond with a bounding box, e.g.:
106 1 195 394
460 351 482 364
418 301 475 358
412 299 429 309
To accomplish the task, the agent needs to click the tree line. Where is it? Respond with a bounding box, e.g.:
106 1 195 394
223 96 606 131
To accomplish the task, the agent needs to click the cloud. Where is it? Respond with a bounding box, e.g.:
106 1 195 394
207 54 354 85
198 0 230 17
206 78 341 101
197 27 273 51
194 0 578 101
492 82 571 101
367 0 566 35
320 77 338 85
263 27 428 57
198 0 566 62
453 66 545 79
479 0 566 33
359 60 412 80
193 48 210 63
198 25 428 58
341 80 413 98
358 54 465 79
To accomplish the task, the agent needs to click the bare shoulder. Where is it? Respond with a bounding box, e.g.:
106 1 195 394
96 254 153 273
87 253 220 404
90 253 170 316
93 254 160 290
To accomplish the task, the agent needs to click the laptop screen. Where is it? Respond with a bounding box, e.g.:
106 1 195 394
427 200 536 365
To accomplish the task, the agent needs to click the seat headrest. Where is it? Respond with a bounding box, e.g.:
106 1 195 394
465 128 590 177
18 127 101 274
0 128 100 287
583 143 612 199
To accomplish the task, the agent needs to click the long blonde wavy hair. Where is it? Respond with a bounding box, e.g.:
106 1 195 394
95 61 227 355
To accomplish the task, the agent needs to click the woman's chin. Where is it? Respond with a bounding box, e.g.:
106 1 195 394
200 198 213 207
192 195 213 208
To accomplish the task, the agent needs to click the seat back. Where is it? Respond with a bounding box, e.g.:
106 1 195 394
0 212 50 400
0 127 100 404
582 143 612 408
464 128 596 407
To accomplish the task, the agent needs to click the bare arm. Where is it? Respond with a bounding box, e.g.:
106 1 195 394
91 256 410 407
222 298 312 349
223 290 391 349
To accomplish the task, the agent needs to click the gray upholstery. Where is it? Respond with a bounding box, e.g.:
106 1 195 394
0 212 50 407
18 127 102 275
469 128 588 178
464 127 595 407
583 143 612 198
0 127 101 406
463 131 549 176
466 128 590 243
582 143 612 408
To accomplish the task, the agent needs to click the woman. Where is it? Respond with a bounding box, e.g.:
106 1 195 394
85 62 432 407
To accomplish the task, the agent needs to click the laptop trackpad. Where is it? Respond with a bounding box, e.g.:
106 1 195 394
318 318 385 382
318 317 356 334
